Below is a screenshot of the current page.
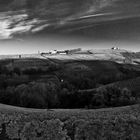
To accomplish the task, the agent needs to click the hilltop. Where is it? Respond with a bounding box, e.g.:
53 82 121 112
0 48 139 65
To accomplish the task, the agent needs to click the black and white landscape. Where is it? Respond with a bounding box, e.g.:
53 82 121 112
0 0 140 140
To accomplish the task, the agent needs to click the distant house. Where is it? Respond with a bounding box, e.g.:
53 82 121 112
111 47 120 50
49 50 57 55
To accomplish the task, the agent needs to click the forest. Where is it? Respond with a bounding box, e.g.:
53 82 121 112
0 58 139 109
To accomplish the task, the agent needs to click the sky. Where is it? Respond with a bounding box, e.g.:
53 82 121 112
0 0 140 54
0 36 139 55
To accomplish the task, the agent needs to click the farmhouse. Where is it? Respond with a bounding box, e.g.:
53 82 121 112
111 47 120 50
41 48 82 56
49 50 58 55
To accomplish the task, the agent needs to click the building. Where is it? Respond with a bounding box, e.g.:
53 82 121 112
41 48 82 56
111 47 120 50
49 50 57 55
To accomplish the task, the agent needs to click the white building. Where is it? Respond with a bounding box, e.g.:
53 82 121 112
49 50 57 55
111 47 120 50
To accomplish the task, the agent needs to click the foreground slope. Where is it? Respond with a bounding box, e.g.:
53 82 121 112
0 103 140 139
0 50 139 139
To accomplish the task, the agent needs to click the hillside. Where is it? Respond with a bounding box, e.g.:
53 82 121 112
0 50 139 109
0 50 139 139
0 52 139 139
103 77 140 93
79 76 140 94
0 103 140 139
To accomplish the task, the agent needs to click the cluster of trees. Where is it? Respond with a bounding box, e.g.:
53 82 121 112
0 63 60 77
59 70 126 90
0 60 139 109
58 86 137 109
0 81 137 109
0 81 60 108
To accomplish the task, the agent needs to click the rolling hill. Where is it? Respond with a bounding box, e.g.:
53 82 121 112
1 48 139 64
79 77 140 94
0 103 139 139
0 49 139 139
0 49 139 108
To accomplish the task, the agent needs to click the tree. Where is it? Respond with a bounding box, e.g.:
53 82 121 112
15 83 46 108
13 67 21 75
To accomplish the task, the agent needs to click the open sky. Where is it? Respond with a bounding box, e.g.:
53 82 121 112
0 36 139 55
0 0 140 54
